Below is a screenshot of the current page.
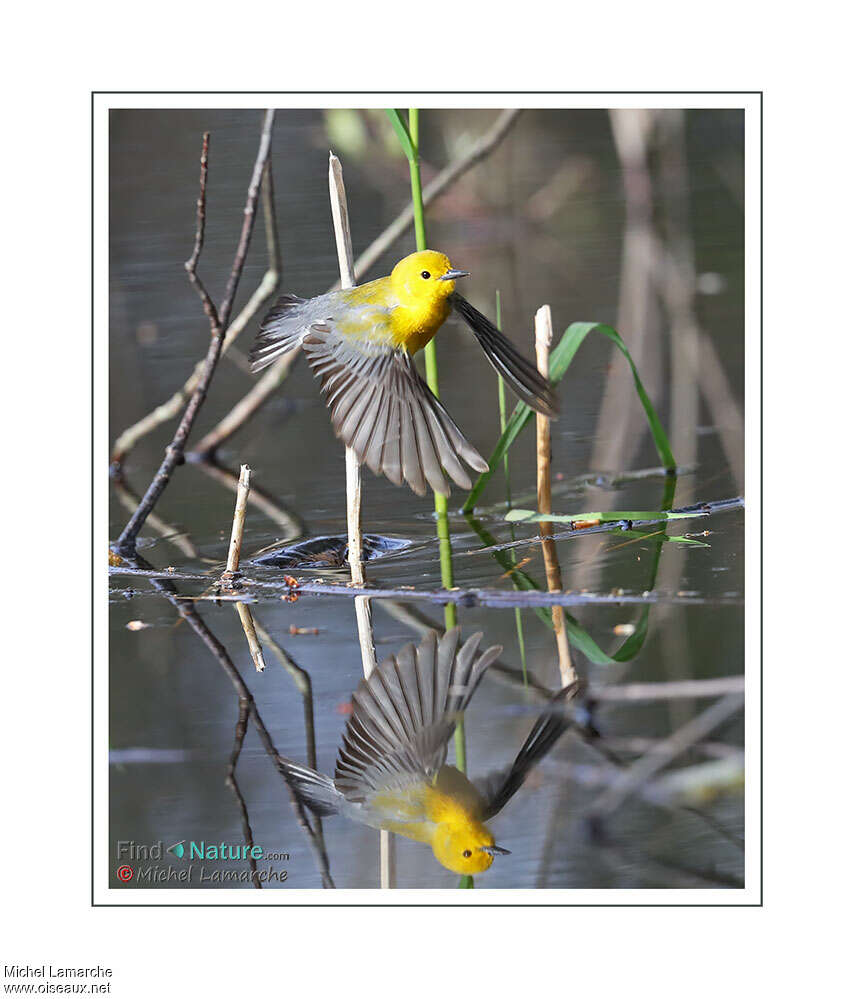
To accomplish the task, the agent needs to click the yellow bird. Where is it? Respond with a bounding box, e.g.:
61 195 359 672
249 250 558 496
279 627 583 877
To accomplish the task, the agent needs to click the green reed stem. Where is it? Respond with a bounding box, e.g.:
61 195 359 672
495 291 527 686
398 107 471 889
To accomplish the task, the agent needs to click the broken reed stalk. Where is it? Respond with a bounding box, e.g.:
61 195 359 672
183 110 523 464
221 464 266 672
112 112 275 557
534 305 576 687
328 152 393 889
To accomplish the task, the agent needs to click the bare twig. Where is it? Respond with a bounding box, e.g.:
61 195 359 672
589 676 745 702
251 618 327 842
111 469 198 560
188 110 523 455
112 142 282 465
535 305 576 686
224 697 262 888
349 109 523 283
585 693 744 820
112 112 275 556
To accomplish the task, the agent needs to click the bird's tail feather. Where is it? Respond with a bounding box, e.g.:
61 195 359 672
277 757 343 817
452 293 559 418
249 294 308 372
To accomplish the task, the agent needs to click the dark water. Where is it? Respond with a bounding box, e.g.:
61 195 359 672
109 108 745 889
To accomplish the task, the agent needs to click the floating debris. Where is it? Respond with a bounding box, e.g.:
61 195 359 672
126 620 151 632
252 533 410 570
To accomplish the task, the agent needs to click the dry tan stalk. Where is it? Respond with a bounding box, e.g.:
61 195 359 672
220 464 266 672
535 305 576 687
328 152 393 888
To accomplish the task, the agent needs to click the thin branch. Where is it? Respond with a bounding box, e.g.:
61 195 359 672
224 697 262 888
111 469 198 560
187 110 523 456
585 693 745 821
350 109 523 285
111 111 275 556
589 676 744 702
109 565 743 610
252 617 327 842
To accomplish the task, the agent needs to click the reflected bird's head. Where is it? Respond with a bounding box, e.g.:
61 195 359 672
431 817 510 875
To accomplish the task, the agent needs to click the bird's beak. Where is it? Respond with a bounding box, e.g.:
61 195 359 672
439 269 469 281
480 845 511 856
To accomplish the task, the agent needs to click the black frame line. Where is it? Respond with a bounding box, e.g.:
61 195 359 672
93 91 761 908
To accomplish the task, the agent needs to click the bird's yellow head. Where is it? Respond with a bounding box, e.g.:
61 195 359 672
390 250 469 307
431 818 510 876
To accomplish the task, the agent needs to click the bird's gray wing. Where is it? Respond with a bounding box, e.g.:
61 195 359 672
472 680 584 821
302 322 487 496
248 294 313 371
334 628 503 804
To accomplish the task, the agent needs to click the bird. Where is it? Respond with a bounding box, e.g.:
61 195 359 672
278 627 584 877
249 250 559 497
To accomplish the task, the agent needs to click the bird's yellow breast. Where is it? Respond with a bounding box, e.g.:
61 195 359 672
389 296 451 352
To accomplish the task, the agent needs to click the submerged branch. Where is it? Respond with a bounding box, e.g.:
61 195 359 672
109 565 742 610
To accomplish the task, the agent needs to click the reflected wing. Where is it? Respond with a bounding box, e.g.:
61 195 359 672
452 293 559 418
302 323 488 496
334 628 503 803
473 680 584 821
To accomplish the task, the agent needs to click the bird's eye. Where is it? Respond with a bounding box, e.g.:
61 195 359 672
462 849 472 858
420 270 431 279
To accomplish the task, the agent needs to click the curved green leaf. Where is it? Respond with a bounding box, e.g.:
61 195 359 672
462 322 675 512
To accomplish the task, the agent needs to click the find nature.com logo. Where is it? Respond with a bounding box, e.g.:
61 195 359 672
115 839 290 885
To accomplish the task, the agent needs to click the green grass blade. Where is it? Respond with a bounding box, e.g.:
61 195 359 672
385 109 415 160
506 508 705 524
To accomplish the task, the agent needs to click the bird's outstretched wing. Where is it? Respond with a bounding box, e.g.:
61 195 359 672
248 293 311 371
334 628 502 804
451 293 559 419
472 679 585 821
302 323 488 496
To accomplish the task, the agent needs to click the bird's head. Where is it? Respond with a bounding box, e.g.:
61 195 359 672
391 250 469 308
431 818 510 876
